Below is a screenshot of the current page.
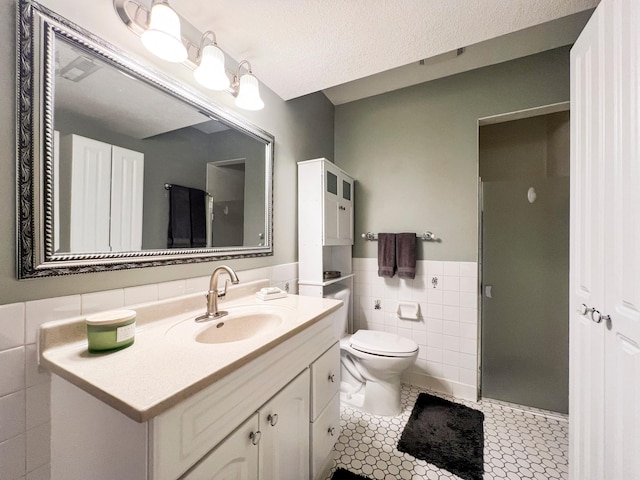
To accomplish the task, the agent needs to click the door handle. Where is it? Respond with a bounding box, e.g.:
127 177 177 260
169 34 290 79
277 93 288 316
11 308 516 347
485 285 492 299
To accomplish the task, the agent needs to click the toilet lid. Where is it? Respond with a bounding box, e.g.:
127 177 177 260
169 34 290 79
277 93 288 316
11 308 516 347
350 330 418 357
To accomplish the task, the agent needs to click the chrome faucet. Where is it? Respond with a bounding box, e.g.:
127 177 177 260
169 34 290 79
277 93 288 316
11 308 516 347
195 265 240 322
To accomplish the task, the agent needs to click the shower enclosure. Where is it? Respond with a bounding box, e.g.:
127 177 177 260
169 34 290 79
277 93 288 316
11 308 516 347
481 177 569 413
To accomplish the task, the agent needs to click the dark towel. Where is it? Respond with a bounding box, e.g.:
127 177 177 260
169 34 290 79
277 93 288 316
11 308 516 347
167 185 191 248
189 188 207 248
377 233 396 278
397 232 417 279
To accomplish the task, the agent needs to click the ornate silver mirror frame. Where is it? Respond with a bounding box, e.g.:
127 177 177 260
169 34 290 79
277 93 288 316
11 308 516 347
16 0 274 278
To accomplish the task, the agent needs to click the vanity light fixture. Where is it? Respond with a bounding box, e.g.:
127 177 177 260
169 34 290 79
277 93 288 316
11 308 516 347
233 61 264 111
193 31 230 91
114 0 264 110
140 0 188 63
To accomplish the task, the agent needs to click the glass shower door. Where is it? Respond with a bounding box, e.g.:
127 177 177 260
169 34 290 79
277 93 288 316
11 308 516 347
481 177 569 413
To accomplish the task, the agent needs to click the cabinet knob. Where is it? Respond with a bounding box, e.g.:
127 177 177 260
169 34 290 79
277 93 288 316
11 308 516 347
591 309 602 323
267 413 278 427
579 303 589 315
249 431 261 445
328 426 336 437
328 373 336 383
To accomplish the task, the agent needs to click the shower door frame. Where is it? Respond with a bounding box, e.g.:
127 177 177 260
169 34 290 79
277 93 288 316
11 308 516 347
475 101 570 401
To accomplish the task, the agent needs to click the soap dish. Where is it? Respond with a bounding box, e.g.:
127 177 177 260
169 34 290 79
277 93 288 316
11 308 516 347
256 287 288 301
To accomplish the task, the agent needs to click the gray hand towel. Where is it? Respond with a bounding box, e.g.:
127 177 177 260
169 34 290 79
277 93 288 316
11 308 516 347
167 185 191 248
397 233 417 279
377 233 396 278
189 188 207 248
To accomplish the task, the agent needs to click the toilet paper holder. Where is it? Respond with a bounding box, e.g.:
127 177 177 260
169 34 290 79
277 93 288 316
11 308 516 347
397 301 420 320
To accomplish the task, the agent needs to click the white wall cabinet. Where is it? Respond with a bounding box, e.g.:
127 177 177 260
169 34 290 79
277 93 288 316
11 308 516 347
60 133 144 252
322 161 354 246
298 158 355 299
569 0 640 478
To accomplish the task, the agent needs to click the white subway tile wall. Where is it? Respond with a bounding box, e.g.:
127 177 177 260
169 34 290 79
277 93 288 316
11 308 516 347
0 263 299 480
353 258 479 398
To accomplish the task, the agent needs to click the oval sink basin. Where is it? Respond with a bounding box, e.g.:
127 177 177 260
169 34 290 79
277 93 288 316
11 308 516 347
196 312 283 344
165 304 294 346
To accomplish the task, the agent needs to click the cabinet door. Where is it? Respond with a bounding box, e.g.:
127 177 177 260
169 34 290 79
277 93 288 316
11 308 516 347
182 414 259 480
259 370 310 480
569 4 607 479
338 177 354 244
110 146 144 252
69 134 113 252
603 0 640 476
323 167 340 245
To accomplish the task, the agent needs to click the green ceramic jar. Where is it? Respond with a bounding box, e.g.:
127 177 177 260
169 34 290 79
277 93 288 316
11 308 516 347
86 310 136 353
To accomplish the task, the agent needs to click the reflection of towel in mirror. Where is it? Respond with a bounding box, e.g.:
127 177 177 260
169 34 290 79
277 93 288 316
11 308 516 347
397 233 417 279
168 185 191 248
190 188 207 248
377 233 396 278
167 185 207 248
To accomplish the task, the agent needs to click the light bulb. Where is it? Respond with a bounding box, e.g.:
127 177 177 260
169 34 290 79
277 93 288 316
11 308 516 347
234 73 264 111
141 2 188 63
194 44 230 90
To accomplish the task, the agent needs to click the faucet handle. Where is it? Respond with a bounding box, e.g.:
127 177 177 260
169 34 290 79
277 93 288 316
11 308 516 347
217 279 231 298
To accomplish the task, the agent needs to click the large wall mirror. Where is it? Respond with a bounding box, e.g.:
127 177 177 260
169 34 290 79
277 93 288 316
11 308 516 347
17 0 274 278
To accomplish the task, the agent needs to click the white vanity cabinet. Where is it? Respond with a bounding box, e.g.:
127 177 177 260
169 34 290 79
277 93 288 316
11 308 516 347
309 343 341 479
50 310 340 480
182 414 259 480
184 369 310 480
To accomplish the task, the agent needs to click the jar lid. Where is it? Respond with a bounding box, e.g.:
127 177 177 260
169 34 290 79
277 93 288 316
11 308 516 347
86 309 136 326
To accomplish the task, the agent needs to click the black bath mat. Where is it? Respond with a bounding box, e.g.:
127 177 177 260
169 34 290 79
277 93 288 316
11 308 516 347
398 393 484 480
331 467 372 480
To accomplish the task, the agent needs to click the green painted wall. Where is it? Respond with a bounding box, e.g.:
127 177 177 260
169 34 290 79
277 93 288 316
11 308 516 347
0 0 334 304
335 47 571 261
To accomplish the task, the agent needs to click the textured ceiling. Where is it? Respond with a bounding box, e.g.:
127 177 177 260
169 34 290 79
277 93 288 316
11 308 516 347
172 0 599 101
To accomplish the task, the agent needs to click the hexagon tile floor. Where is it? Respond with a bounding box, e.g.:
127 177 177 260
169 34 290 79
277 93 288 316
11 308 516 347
325 384 569 480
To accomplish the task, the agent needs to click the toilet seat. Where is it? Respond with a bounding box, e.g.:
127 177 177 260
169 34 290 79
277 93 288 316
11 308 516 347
349 330 418 358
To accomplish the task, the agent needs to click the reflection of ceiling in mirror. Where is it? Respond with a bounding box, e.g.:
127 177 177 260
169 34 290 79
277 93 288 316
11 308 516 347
54 37 212 140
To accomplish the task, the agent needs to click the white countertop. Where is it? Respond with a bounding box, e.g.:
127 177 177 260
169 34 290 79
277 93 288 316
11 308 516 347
39 282 342 422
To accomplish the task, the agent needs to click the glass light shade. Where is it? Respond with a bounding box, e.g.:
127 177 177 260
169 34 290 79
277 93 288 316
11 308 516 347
141 3 188 63
194 44 230 90
234 73 264 110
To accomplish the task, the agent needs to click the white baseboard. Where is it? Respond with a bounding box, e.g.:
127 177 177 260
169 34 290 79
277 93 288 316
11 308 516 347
402 370 479 402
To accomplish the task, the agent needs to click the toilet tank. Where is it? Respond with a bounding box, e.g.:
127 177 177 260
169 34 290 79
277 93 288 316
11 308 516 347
323 284 350 338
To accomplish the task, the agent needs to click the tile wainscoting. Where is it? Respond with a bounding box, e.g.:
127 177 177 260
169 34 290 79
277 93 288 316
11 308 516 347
0 263 299 480
353 258 480 401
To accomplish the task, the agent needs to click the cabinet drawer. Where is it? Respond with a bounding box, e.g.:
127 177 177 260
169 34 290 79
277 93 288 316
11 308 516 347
310 342 340 420
310 392 341 480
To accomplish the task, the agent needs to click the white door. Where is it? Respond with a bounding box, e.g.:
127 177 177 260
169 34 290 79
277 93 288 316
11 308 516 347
569 5 606 479
259 370 310 480
182 414 259 480
69 134 112 252
110 146 144 252
603 0 640 476
570 0 640 478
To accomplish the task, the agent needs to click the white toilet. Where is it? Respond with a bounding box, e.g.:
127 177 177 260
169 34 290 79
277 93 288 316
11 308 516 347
324 285 418 416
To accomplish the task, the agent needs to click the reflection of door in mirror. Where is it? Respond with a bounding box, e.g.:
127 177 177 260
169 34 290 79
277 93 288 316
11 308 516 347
206 160 245 247
55 133 144 253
